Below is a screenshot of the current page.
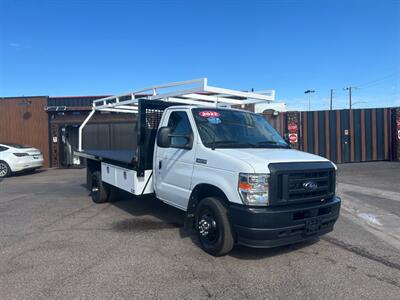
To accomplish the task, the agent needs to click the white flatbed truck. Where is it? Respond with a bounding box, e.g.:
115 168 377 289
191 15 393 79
76 78 340 256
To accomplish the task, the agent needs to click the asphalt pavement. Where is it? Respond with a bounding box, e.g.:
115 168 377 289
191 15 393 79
0 162 399 299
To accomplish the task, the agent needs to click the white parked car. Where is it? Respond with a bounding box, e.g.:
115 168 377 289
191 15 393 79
0 143 44 178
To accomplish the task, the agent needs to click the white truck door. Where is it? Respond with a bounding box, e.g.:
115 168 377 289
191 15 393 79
154 110 196 210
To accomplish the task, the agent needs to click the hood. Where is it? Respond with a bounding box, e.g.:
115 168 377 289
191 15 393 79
216 148 331 173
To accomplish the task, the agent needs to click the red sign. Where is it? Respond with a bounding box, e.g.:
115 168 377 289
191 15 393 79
199 111 221 118
288 122 298 133
289 133 298 143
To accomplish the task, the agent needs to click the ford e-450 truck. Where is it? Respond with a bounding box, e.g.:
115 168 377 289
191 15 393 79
76 78 341 256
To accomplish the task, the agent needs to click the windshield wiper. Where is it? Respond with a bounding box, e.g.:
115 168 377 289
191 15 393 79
209 140 256 148
254 141 290 149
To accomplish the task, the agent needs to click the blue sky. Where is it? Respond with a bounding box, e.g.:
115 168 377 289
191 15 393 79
0 0 399 111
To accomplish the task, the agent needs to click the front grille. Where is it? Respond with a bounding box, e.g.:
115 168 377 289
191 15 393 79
269 162 336 206
287 171 331 201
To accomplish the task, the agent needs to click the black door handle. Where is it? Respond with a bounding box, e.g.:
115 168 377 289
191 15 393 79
159 160 162 169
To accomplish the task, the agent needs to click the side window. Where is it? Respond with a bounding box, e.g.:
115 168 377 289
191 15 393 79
167 111 193 147
0 146 8 152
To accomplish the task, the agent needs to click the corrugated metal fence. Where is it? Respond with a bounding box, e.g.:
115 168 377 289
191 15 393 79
263 107 399 163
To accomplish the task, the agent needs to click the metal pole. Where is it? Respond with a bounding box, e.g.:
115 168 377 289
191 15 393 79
345 86 353 110
349 87 352 110
304 90 315 112
78 109 96 151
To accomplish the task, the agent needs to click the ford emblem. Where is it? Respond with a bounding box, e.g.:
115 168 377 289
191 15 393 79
303 181 318 191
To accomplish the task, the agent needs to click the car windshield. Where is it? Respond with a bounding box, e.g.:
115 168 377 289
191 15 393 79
192 108 289 149
1 143 31 149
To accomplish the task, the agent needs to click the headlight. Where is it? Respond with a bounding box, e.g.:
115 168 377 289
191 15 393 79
238 173 269 206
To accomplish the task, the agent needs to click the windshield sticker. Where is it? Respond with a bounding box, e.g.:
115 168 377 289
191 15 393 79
207 117 221 124
199 111 220 118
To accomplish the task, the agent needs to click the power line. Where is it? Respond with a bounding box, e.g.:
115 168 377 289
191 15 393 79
355 72 398 89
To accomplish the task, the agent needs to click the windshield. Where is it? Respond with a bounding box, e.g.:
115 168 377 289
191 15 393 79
192 108 289 149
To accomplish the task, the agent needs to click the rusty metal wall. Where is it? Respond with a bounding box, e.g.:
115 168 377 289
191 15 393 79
298 108 392 163
0 97 50 167
261 108 397 164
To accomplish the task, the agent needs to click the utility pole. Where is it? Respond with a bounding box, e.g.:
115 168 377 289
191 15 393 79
329 89 334 110
344 86 355 110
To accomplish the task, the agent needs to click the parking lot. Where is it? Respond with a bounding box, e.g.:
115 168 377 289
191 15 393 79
1 162 400 299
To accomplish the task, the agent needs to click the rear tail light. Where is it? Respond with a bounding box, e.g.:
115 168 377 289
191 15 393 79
13 153 29 157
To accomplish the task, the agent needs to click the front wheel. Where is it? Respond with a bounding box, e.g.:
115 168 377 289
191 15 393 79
0 161 11 178
195 197 234 256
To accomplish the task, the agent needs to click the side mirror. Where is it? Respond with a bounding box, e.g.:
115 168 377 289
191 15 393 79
157 127 172 148
156 126 194 149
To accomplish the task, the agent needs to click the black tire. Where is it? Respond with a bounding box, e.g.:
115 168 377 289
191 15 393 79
0 161 11 178
195 197 234 256
91 171 110 203
107 186 120 202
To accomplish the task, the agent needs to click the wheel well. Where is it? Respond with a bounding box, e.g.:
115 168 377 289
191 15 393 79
187 184 230 215
0 160 10 168
86 159 101 189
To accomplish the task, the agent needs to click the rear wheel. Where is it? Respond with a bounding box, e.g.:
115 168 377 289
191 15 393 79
195 197 234 256
0 161 11 178
107 186 120 202
91 171 110 203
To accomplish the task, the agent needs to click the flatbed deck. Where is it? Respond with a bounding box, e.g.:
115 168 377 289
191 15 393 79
76 149 137 165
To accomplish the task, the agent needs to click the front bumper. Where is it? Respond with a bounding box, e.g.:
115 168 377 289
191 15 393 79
229 196 341 248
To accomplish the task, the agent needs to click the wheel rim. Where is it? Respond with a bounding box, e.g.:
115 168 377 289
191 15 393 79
0 163 8 177
198 208 219 246
91 178 99 198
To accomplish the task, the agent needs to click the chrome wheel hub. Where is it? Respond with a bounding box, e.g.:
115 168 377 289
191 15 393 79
0 163 7 177
198 218 216 237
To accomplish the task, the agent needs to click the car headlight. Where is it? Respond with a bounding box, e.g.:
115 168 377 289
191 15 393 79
238 173 269 206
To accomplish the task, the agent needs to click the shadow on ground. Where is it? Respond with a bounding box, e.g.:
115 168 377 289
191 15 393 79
4 168 47 178
106 189 318 259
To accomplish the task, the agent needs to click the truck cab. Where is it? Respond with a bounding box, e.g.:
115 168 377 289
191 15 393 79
153 106 340 255
77 78 340 256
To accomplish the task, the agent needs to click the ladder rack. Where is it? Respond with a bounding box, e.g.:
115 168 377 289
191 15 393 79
78 78 275 150
91 78 274 114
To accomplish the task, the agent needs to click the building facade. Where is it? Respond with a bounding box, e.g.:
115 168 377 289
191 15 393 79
0 96 50 167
